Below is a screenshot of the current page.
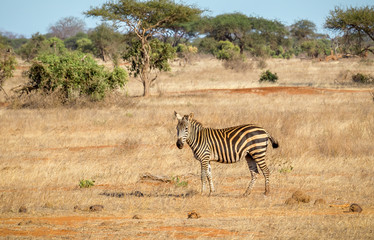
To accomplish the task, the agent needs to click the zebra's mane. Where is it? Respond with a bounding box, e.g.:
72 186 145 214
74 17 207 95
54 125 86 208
190 118 203 129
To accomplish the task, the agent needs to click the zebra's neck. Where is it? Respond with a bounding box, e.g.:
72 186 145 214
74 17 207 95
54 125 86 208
186 119 204 151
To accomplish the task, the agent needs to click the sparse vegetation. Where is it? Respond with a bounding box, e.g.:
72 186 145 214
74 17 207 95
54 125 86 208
259 69 278 83
171 176 188 187
79 179 95 188
352 73 374 84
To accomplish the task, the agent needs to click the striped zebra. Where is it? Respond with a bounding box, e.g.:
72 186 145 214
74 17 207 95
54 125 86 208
174 112 279 196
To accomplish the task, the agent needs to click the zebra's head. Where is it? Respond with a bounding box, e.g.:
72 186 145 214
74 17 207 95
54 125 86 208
174 111 194 149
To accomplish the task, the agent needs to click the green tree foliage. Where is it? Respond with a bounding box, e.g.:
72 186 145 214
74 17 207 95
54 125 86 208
48 16 86 40
202 14 289 58
160 15 202 47
325 6 374 55
0 48 17 98
195 37 219 54
76 38 94 53
85 0 202 96
64 32 89 50
26 51 127 101
290 19 317 41
251 18 288 51
301 39 331 58
202 13 252 54
88 24 126 62
0 32 27 50
213 40 240 60
18 34 67 61
124 38 175 82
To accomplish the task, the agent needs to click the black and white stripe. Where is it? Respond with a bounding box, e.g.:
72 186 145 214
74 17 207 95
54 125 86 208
175 112 279 196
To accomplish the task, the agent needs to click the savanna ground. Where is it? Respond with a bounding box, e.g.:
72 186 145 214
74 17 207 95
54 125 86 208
1 56 374 239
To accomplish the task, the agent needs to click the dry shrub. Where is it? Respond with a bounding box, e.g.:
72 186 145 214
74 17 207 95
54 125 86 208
334 69 353 85
8 91 134 109
256 58 267 69
352 73 374 84
8 91 65 109
314 199 326 205
222 58 253 72
292 190 311 203
285 197 298 205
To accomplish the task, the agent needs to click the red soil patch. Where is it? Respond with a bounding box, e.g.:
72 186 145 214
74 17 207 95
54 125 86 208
148 226 258 239
0 227 76 237
171 86 371 96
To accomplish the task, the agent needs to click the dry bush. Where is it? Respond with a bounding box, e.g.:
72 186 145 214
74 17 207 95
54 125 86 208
256 58 267 69
222 58 253 72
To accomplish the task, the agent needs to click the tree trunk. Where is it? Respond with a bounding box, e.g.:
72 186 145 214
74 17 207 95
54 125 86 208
141 38 152 97
143 79 150 97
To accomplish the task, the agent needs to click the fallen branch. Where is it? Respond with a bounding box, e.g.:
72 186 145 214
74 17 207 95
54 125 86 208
139 172 171 183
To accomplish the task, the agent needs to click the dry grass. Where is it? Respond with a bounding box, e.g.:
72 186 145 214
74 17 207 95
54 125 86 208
0 57 374 239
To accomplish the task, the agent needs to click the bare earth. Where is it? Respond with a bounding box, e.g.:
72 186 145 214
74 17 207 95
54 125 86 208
0 58 374 239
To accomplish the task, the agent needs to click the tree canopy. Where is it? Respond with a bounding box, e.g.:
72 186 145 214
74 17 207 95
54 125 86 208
48 16 86 40
201 13 252 53
325 6 374 54
290 20 317 41
85 0 203 96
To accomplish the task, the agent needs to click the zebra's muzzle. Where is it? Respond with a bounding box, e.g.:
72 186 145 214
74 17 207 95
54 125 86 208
176 139 184 149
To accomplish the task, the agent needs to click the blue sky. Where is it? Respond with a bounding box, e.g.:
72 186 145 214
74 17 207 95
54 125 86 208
0 0 372 38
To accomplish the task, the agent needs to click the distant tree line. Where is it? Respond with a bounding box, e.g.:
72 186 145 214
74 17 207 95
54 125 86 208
0 1 373 99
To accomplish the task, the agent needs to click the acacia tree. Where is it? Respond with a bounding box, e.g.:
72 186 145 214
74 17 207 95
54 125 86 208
89 24 126 62
48 16 86 40
86 0 202 97
202 13 253 54
325 6 374 55
290 19 317 41
159 16 202 47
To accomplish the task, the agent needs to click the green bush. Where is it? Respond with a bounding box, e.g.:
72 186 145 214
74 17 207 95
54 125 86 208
259 70 278 83
214 41 241 61
79 179 95 188
0 49 17 95
27 51 128 101
18 34 67 61
352 73 374 84
195 37 218 54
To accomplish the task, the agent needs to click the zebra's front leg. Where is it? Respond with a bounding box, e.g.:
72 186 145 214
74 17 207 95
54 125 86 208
200 160 214 195
200 164 207 194
207 163 215 195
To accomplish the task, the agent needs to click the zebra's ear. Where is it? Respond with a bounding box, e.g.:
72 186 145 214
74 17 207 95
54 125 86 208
188 112 194 120
174 111 182 120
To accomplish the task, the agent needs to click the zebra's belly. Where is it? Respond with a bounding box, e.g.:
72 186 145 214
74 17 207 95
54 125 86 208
211 152 241 164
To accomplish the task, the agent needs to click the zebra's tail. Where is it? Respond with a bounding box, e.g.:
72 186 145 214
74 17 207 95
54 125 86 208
268 134 279 149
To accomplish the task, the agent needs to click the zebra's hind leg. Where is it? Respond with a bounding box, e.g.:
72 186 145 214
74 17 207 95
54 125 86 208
256 158 270 195
243 155 259 196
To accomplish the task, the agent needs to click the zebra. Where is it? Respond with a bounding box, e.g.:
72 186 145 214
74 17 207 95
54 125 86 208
174 111 279 196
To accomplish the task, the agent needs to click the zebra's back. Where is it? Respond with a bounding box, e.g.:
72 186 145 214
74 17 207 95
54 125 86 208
206 124 270 163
